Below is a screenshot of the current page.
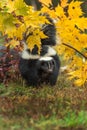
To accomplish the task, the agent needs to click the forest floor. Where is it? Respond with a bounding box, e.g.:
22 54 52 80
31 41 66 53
0 72 87 130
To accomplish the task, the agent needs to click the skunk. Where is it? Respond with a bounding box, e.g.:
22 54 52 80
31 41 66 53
19 45 60 86
19 14 60 86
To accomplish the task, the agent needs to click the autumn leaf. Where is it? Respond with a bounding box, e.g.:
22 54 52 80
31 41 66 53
5 39 19 48
7 0 28 15
39 0 52 6
6 0 15 12
68 1 83 18
27 35 41 53
26 28 47 53
0 0 7 8
41 6 56 19
0 12 18 35
69 62 87 86
60 0 68 8
55 5 66 19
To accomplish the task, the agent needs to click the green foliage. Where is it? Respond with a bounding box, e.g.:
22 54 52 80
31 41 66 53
59 111 87 128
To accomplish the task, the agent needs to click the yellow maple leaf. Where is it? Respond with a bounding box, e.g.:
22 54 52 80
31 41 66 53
26 28 47 53
15 24 26 40
5 39 19 48
60 0 68 8
39 30 48 39
27 35 41 53
24 10 49 29
71 18 87 31
74 79 85 87
68 1 83 18
6 24 26 40
0 0 7 8
69 62 87 86
6 0 15 12
39 0 51 6
7 0 28 15
55 5 66 19
41 6 56 19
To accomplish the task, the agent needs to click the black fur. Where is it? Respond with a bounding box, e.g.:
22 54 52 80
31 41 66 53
41 14 57 46
19 58 40 86
19 46 60 86
41 23 56 46
38 56 60 85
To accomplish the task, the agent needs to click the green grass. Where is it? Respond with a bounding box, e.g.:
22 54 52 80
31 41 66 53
0 111 87 130
0 74 87 130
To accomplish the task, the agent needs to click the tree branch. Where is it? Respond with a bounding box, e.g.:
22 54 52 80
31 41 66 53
62 43 87 60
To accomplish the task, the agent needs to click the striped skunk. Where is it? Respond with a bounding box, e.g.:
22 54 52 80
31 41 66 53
19 15 60 86
19 45 60 86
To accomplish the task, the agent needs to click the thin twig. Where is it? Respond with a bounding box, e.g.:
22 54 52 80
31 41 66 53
62 43 87 60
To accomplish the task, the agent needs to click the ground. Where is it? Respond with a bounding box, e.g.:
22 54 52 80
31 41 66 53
0 73 87 130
